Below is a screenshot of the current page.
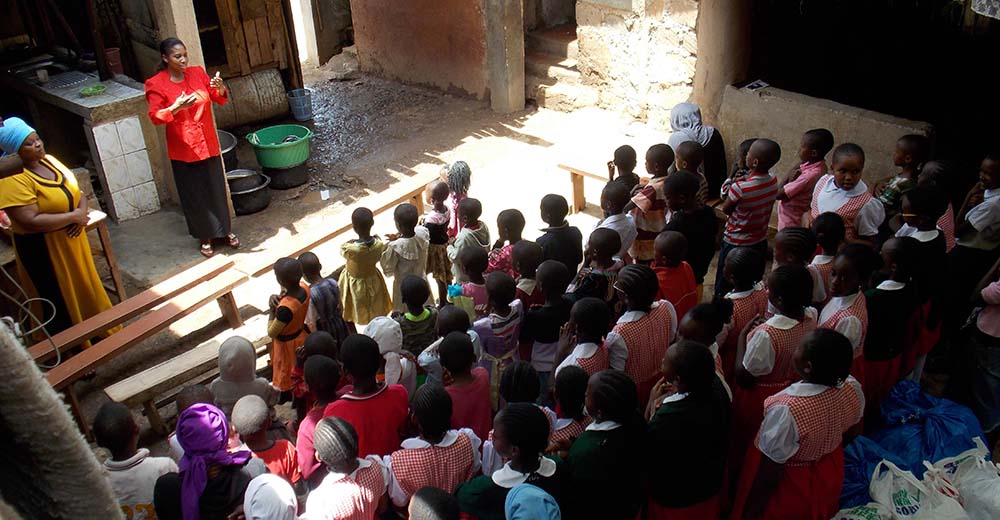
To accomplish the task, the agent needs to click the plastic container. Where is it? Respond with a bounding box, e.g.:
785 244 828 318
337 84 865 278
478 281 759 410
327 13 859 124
287 88 313 121
246 124 313 169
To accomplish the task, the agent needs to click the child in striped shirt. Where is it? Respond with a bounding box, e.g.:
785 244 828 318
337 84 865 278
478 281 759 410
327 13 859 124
625 144 674 263
715 138 780 298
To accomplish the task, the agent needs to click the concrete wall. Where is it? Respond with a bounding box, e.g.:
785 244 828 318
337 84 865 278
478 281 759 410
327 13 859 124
575 0 698 127
716 85 934 184
692 0 751 122
350 0 489 98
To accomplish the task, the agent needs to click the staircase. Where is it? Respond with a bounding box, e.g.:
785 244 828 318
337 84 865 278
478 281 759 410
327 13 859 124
525 23 598 111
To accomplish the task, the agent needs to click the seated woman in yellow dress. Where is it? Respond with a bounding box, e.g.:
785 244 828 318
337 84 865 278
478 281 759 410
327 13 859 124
0 117 117 338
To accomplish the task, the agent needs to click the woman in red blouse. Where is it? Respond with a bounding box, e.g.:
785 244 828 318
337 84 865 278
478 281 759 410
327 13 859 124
145 37 239 257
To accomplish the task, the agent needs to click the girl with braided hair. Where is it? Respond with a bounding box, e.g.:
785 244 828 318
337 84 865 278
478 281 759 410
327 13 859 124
440 161 472 238
304 416 387 519
456 403 565 520
562 369 644 519
731 329 863 520
604 264 678 409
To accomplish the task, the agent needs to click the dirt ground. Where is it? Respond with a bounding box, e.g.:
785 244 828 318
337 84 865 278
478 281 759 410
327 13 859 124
74 48 676 455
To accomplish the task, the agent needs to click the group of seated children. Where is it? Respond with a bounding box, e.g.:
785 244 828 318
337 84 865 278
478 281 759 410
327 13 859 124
93 133 999 519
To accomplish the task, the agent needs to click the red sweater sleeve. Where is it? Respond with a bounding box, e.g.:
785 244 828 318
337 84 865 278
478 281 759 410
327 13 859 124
145 76 174 125
196 67 229 107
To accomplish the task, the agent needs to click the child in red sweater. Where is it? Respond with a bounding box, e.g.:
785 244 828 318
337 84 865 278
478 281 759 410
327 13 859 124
652 230 698 320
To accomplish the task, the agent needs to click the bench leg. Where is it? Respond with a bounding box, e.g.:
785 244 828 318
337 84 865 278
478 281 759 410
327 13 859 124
569 172 585 214
217 292 243 328
142 399 169 436
97 221 127 301
64 385 93 441
411 191 425 215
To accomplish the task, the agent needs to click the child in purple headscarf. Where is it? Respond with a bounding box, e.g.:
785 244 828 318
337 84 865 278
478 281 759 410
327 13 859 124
153 403 267 520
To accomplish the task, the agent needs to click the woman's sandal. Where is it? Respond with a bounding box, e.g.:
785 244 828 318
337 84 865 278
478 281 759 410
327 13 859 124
227 233 240 249
200 241 214 258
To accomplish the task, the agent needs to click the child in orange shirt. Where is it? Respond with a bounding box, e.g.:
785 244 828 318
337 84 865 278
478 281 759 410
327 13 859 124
268 257 310 399
652 230 698 321
231 395 302 491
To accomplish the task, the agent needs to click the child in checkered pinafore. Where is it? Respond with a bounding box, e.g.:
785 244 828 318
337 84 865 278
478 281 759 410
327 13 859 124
807 143 886 243
383 385 481 512
729 265 816 488
718 246 768 384
810 212 846 309
818 244 874 386
547 365 592 451
604 264 678 410
731 329 863 520
304 416 388 520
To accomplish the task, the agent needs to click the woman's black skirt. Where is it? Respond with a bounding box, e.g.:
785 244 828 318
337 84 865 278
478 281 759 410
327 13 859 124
171 156 232 240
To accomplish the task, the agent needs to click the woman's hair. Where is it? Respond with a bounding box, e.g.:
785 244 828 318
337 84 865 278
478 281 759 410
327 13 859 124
837 243 880 286
800 329 854 386
725 246 766 288
588 369 642 431
775 227 817 264
313 417 358 471
554 365 589 421
812 212 846 253
446 161 472 196
158 37 185 70
495 403 550 457
669 341 716 395
767 265 813 314
500 360 540 404
571 297 612 341
616 264 659 309
411 384 453 441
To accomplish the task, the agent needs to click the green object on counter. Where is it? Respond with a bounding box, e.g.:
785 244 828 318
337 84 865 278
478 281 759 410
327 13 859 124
80 84 106 97
246 124 313 169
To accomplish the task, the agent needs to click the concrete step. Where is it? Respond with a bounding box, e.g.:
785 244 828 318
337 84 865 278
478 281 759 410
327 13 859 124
525 74 598 112
525 51 580 82
526 23 578 60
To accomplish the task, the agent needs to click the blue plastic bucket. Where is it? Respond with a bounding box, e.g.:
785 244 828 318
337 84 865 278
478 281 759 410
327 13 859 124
287 88 313 121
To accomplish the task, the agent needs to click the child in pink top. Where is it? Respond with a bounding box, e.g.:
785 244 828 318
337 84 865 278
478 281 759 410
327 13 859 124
439 331 492 441
776 129 834 230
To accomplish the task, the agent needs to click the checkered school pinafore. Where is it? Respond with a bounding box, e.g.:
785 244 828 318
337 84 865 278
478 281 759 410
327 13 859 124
391 432 477 497
810 261 834 304
549 417 592 447
752 319 816 387
576 345 610 376
763 383 863 462
810 175 874 241
819 292 869 357
720 288 769 381
317 461 386 520
614 302 676 389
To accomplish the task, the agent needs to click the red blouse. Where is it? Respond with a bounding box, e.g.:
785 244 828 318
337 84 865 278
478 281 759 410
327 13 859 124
144 66 228 162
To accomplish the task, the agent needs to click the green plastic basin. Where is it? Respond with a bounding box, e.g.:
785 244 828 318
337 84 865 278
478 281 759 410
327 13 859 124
246 124 313 169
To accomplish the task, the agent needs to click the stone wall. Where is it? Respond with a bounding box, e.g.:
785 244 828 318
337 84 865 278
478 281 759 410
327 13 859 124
575 0 698 128
350 0 489 98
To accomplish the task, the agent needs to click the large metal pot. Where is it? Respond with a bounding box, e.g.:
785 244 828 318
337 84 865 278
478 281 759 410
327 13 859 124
265 163 308 190
218 129 238 172
226 169 262 192
230 173 271 215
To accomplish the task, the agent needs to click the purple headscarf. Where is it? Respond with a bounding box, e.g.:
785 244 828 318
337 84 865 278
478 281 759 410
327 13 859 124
176 403 252 520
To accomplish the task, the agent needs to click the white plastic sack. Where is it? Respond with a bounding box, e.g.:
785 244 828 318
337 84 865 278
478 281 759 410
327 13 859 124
870 460 968 520
832 502 892 520
930 438 1000 520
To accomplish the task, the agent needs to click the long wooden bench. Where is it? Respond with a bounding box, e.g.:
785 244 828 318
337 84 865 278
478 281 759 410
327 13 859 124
45 265 248 439
30 254 236 365
104 314 270 435
558 162 726 214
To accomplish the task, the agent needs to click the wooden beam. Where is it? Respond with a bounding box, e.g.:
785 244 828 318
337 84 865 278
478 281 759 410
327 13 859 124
280 0 303 88
243 18 263 67
82 0 111 80
216 0 252 75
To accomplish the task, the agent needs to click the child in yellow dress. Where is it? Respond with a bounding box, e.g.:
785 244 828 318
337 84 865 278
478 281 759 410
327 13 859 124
339 207 392 326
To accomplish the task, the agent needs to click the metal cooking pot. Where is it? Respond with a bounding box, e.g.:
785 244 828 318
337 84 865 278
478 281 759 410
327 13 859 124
265 163 308 190
230 173 271 215
226 168 262 192
218 129 238 172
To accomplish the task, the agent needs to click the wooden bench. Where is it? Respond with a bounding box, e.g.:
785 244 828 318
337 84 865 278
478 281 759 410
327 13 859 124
29 254 236 365
558 163 727 214
104 314 270 435
45 264 248 439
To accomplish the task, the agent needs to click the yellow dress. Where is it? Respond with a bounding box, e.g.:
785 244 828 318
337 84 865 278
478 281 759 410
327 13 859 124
0 155 118 339
338 238 392 325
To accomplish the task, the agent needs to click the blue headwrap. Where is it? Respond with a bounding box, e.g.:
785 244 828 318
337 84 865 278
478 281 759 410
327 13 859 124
0 117 35 155
505 484 562 520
